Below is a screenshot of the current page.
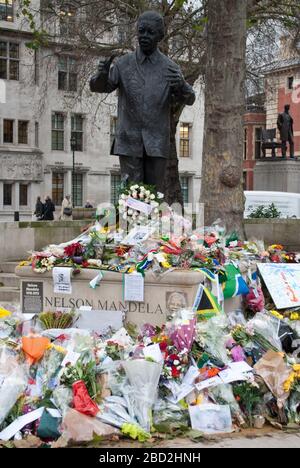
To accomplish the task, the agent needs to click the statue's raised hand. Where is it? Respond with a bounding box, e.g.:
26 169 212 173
98 55 116 73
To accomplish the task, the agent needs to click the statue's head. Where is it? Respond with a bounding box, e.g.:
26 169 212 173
285 104 290 113
137 11 165 55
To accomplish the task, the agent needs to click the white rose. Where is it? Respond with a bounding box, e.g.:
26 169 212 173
154 208 159 214
146 190 150 196
130 185 135 191
134 184 139 189
157 192 164 199
144 198 149 203
150 194 155 200
121 194 126 200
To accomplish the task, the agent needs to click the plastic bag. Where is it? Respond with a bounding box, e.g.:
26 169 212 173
123 359 162 432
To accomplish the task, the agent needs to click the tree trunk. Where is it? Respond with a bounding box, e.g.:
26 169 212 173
200 0 247 236
164 108 184 206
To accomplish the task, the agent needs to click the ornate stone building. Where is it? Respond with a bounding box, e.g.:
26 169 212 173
0 1 204 221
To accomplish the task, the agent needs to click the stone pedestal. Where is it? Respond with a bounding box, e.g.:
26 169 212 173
254 159 300 193
16 266 241 327
16 266 206 327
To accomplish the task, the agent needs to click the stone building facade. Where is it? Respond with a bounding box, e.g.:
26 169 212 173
0 1 204 221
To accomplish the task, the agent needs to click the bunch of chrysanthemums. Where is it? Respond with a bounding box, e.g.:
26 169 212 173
118 184 164 227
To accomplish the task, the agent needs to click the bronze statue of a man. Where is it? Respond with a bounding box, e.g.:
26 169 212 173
90 11 196 193
277 104 295 159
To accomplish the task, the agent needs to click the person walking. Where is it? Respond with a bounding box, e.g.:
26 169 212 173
43 196 55 221
34 196 44 220
60 195 73 220
85 200 93 208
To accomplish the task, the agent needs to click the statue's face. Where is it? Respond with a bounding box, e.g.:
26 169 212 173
137 19 162 54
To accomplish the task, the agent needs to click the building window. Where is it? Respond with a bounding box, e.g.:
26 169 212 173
19 184 28 206
288 76 294 90
0 1 13 22
58 56 77 92
3 119 13 143
110 116 117 149
180 176 189 204
111 174 121 205
72 173 83 207
71 114 83 151
52 113 64 150
59 6 76 36
52 172 64 206
180 123 191 157
255 127 262 160
0 41 19 80
18 121 28 144
243 128 247 160
3 183 12 205
35 122 39 147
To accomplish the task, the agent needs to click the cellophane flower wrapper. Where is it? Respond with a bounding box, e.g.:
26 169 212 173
287 385 300 424
153 398 189 428
52 386 73 417
209 384 245 424
36 347 65 393
123 359 163 432
98 396 151 442
247 313 282 351
169 318 197 353
0 365 27 425
195 315 230 365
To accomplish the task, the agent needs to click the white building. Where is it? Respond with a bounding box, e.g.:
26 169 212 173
0 1 204 221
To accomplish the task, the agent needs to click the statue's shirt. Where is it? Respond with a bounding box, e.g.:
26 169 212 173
90 48 195 158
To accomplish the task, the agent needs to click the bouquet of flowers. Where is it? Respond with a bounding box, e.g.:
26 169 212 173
118 184 164 227
39 311 77 329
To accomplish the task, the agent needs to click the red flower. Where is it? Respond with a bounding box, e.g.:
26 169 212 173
82 260 90 268
169 354 179 361
159 341 168 352
64 242 84 258
171 366 181 378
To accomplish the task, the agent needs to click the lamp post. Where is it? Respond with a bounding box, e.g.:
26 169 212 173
70 135 76 206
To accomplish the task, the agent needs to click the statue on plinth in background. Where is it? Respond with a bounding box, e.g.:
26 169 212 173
277 104 295 159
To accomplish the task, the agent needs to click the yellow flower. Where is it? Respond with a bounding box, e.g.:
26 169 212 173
283 372 295 393
18 260 30 267
270 310 284 320
0 307 11 318
47 343 67 354
290 313 300 321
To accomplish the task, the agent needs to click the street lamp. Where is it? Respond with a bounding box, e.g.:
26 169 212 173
70 135 76 206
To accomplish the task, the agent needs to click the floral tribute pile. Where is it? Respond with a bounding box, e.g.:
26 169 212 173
3 186 299 446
